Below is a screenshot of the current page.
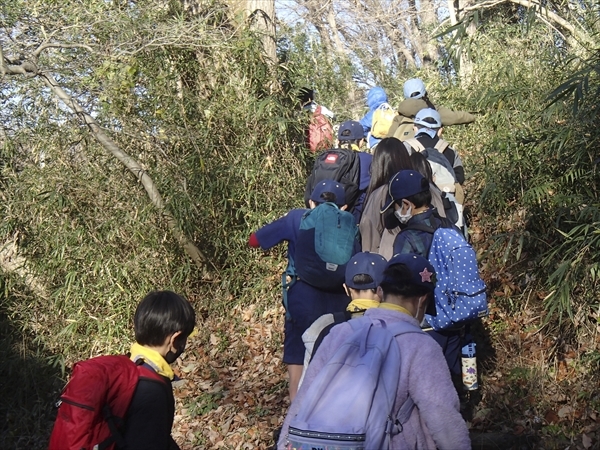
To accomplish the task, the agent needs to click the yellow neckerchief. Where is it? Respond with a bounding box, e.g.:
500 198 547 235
351 143 360 152
378 302 413 316
346 298 380 313
129 342 174 380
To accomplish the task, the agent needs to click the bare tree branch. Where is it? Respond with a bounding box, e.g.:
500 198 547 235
33 42 94 58
0 43 211 276
39 71 210 274
460 0 592 44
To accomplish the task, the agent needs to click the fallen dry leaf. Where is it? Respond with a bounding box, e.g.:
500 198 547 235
582 433 592 449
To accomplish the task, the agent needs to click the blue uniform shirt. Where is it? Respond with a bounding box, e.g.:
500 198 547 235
255 209 305 260
254 208 351 365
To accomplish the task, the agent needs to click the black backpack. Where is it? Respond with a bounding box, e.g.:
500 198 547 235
304 149 361 210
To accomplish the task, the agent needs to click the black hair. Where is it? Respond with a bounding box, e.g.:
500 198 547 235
404 188 432 209
422 93 436 109
414 116 440 129
134 291 196 346
350 273 377 293
317 191 339 204
379 264 432 299
410 152 434 183
339 140 361 149
352 273 374 285
298 87 315 105
366 137 412 199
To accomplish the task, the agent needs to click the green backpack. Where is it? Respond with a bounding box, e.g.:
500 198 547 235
295 202 357 291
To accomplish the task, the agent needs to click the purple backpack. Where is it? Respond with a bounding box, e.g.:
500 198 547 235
285 316 421 449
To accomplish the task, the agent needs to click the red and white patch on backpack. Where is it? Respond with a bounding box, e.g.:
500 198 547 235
325 154 339 164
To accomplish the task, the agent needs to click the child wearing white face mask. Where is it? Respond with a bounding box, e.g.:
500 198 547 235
380 170 456 257
381 170 466 404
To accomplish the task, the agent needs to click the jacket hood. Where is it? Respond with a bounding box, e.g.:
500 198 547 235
366 87 388 109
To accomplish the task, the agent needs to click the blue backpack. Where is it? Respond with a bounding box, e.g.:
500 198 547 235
294 202 357 291
285 316 420 449
406 224 488 330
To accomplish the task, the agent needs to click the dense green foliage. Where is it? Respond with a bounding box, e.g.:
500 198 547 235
0 0 599 447
0 1 315 445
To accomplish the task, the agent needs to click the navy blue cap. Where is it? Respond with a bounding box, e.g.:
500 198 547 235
384 253 437 315
310 179 346 206
338 120 364 141
345 252 388 290
380 170 428 213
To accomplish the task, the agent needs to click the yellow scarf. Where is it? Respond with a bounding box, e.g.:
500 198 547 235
129 342 174 380
378 302 413 316
346 299 380 313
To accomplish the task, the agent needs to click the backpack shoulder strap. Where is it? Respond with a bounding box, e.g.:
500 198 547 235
404 138 425 152
136 361 167 384
434 139 449 152
378 320 421 441
402 222 435 234
310 311 352 363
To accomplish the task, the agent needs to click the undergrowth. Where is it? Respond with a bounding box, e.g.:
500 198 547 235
0 4 599 449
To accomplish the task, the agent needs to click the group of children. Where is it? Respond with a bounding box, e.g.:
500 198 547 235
252 78 477 448
49 79 475 449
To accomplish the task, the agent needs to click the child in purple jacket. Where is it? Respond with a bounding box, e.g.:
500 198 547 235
278 253 470 449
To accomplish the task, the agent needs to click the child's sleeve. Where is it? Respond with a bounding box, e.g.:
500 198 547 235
253 209 303 250
405 336 471 449
248 233 260 248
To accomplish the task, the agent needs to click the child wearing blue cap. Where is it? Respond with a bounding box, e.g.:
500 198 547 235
249 180 357 401
337 119 372 223
388 78 476 142
299 251 387 386
278 253 470 449
381 169 466 398
380 169 455 257
402 107 465 203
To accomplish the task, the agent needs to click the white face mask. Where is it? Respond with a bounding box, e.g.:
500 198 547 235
394 204 412 224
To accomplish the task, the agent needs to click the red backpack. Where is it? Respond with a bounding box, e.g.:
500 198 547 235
307 105 334 153
48 355 165 450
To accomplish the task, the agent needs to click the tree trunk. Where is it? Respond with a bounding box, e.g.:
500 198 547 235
457 0 476 86
224 0 277 62
419 0 441 66
246 0 277 62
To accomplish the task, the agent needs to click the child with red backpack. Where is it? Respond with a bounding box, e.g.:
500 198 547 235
49 291 196 450
299 87 335 153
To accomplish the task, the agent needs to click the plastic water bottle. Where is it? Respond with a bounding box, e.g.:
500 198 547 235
461 342 478 390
